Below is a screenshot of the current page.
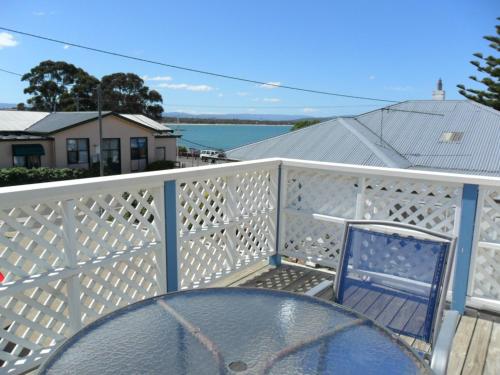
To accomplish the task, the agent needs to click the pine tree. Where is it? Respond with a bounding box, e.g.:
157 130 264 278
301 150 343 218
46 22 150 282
457 18 500 110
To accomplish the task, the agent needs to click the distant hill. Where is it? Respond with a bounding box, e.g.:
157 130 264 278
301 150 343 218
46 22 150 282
0 103 16 109
165 112 309 122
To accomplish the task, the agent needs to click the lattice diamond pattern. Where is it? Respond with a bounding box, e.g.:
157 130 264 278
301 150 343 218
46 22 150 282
471 189 500 299
362 177 461 233
177 169 277 289
79 251 160 325
74 189 160 261
282 213 343 268
286 169 358 217
0 280 69 371
0 202 66 283
472 244 500 300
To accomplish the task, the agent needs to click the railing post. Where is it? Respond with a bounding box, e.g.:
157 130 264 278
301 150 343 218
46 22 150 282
164 180 179 292
452 184 479 313
269 164 282 267
61 199 82 332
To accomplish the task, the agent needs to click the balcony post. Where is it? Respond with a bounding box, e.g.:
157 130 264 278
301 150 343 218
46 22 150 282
164 180 178 292
269 164 283 267
452 184 479 313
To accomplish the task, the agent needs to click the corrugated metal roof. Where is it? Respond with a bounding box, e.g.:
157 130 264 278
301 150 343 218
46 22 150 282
226 100 500 176
0 134 52 141
27 111 112 133
120 114 171 131
0 111 50 131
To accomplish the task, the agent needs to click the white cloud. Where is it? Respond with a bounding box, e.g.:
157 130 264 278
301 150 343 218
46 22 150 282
33 11 46 16
0 32 18 49
303 107 318 113
368 75 376 80
158 83 214 92
259 81 281 89
218 93 224 97
263 98 281 103
63 45 70 50
384 85 413 92
142 75 172 81
236 91 249 96
247 108 256 112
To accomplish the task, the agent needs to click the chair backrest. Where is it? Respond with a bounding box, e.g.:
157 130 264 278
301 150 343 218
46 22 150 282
335 220 456 346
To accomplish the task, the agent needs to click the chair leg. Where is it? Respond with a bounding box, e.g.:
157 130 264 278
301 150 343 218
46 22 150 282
305 280 334 297
430 310 460 375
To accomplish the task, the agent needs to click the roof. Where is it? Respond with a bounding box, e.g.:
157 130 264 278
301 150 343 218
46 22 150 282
0 134 52 141
0 110 171 134
226 100 500 176
0 111 50 131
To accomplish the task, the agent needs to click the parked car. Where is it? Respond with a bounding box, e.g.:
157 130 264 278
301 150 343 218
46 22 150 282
200 150 219 161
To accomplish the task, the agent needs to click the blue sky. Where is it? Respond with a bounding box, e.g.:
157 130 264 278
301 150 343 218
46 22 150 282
0 0 498 116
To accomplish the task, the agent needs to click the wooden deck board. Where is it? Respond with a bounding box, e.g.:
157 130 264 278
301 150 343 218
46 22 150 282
238 264 499 375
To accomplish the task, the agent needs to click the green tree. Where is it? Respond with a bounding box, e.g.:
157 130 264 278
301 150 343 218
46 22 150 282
22 60 99 111
101 73 164 119
16 103 26 111
291 119 321 131
457 18 500 110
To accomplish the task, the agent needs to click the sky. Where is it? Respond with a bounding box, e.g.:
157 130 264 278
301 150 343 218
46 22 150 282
0 0 498 117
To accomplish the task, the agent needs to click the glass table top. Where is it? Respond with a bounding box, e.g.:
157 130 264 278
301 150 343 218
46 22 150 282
40 288 430 374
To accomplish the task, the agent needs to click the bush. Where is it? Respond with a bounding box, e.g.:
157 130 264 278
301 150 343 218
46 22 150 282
145 160 177 171
178 145 188 153
0 167 91 187
291 119 321 131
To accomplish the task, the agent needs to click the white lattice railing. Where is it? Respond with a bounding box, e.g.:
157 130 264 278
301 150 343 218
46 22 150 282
0 157 500 373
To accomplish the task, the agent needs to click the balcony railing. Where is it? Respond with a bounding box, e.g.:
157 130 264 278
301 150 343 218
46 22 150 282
0 158 499 373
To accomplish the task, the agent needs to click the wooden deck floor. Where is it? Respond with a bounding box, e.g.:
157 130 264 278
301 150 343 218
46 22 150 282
231 263 500 375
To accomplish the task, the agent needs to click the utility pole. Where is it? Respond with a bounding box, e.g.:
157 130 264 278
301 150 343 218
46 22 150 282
97 84 104 177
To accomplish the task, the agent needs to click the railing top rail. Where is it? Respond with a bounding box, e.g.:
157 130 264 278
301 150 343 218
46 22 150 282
1 157 499 208
281 158 500 187
0 158 282 207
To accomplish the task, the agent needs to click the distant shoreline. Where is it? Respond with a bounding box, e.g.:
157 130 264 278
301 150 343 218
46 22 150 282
162 117 297 125
166 123 292 127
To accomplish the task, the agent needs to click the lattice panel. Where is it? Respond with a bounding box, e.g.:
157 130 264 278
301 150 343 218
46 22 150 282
74 189 161 261
0 186 164 374
281 212 344 268
177 168 278 289
471 189 500 300
179 214 276 289
79 250 161 325
0 202 66 284
362 177 461 234
285 169 358 217
0 280 70 372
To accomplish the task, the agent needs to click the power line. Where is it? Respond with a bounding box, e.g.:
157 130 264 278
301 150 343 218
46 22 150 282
0 26 398 103
0 68 22 76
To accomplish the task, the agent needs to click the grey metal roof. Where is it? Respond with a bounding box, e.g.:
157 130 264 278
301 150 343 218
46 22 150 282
0 111 50 131
0 134 52 141
226 100 500 176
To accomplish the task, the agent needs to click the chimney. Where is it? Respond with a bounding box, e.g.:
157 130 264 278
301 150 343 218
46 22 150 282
432 78 445 100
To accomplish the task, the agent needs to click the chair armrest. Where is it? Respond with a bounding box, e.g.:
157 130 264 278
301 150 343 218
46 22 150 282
304 280 334 297
430 310 460 375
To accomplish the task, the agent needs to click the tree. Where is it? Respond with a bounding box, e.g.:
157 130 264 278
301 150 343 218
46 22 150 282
16 103 26 111
291 119 321 131
22 60 99 111
101 73 164 119
457 18 500 110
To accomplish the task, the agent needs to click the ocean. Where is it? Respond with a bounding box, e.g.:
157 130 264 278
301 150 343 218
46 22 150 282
167 124 292 151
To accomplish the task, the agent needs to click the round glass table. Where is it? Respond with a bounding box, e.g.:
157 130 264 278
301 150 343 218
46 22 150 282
40 288 430 374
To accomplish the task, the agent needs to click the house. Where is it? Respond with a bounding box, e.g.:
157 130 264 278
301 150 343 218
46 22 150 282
226 84 500 176
0 111 179 173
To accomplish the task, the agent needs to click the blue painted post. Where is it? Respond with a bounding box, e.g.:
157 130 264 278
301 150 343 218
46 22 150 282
164 180 178 292
269 165 282 267
452 184 479 313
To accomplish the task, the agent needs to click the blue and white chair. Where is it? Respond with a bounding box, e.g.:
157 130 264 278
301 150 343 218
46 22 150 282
319 220 458 374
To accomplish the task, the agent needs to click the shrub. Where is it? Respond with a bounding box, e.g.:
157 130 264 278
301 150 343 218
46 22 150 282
144 160 176 171
0 167 91 187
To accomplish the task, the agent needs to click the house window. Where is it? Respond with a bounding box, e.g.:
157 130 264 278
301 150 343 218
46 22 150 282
102 138 121 174
12 144 44 168
67 139 89 165
131 137 148 171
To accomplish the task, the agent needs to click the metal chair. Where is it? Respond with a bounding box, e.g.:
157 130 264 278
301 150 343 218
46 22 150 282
334 220 459 375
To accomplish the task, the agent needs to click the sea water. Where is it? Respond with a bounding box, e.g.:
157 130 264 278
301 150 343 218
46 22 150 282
168 124 292 151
